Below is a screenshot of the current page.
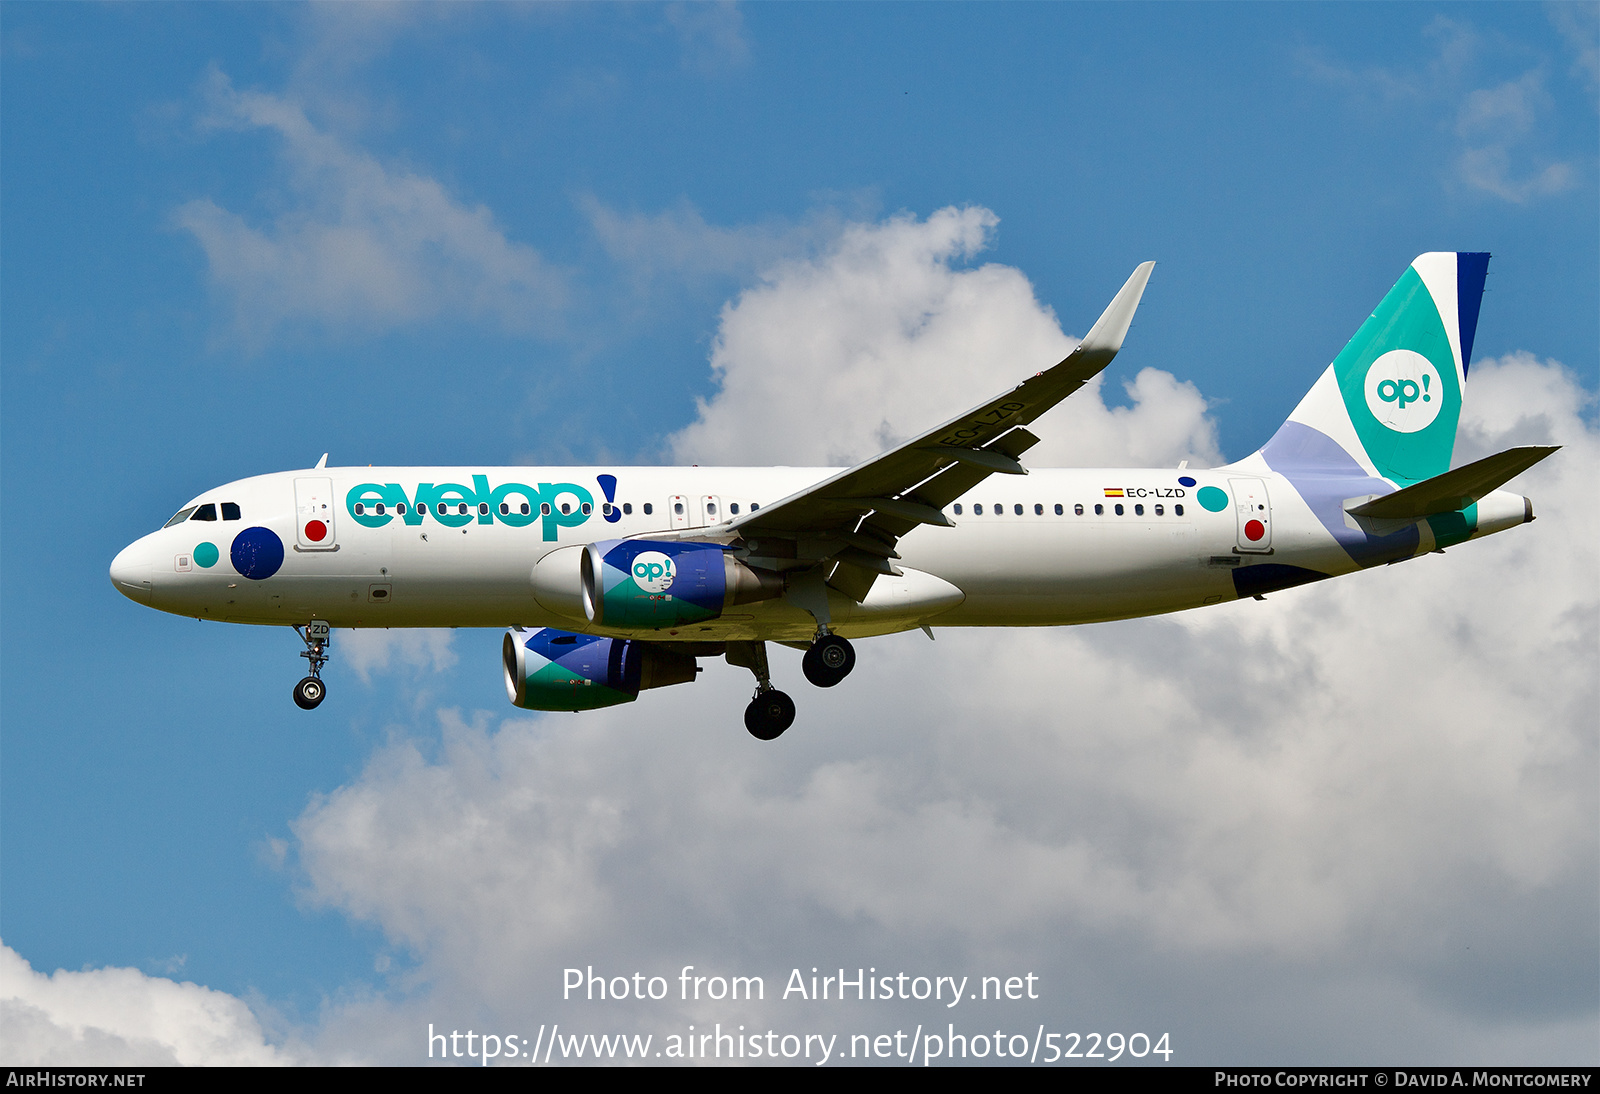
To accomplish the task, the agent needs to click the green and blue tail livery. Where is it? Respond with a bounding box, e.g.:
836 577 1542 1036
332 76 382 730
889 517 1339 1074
1266 252 1489 486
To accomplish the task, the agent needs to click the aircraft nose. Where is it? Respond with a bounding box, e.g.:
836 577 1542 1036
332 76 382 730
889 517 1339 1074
110 542 153 603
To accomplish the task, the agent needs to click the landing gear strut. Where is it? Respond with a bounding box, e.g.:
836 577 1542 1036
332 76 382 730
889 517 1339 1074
292 620 330 710
801 632 855 688
728 640 794 740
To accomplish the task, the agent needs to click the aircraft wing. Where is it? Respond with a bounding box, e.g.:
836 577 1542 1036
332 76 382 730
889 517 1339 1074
710 261 1156 599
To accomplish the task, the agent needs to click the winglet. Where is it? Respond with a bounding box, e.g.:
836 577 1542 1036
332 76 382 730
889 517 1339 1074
314 453 328 470
1075 261 1156 360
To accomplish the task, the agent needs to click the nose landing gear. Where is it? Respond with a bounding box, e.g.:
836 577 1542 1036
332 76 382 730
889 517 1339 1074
292 620 330 710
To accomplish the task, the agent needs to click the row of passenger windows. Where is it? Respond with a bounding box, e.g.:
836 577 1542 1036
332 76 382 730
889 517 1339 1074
352 500 765 519
164 502 241 528
669 500 760 517
951 502 1186 518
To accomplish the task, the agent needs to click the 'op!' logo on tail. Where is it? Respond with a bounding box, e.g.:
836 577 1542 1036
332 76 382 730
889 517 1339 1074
1364 350 1443 434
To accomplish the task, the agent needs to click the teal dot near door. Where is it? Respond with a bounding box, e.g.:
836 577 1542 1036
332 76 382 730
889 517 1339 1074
1197 486 1229 512
193 541 219 568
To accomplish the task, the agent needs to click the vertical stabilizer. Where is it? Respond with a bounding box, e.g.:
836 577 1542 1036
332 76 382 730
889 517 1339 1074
1261 252 1489 486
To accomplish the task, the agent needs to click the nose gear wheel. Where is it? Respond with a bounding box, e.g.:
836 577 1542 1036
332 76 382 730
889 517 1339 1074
293 676 326 709
292 621 331 710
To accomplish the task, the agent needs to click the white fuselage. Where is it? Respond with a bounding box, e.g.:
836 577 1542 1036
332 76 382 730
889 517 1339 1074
109 463 1523 644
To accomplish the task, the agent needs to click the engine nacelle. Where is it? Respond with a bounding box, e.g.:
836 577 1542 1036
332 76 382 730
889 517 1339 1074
503 627 698 711
581 539 783 629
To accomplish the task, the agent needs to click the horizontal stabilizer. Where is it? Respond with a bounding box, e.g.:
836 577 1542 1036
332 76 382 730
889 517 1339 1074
1347 445 1558 521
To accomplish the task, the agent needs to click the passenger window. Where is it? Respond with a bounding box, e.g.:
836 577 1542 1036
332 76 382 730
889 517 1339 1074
643 503 653 515
1015 504 1024 515
1034 504 1043 515
974 504 984 515
1175 504 1185 516
581 503 592 515
163 506 198 528
1155 504 1164 516
1074 504 1083 515
624 503 633 515
953 503 963 515
1135 504 1144 516
750 503 759 511
731 503 740 515
479 503 489 516
520 503 530 515
1094 504 1103 515
560 503 571 515
397 503 407 515
221 502 241 521
1055 504 1065 515
191 503 217 521
1115 504 1124 515
673 502 683 515
457 503 468 515
354 503 366 515
375 503 386 515
541 503 552 516
500 503 509 515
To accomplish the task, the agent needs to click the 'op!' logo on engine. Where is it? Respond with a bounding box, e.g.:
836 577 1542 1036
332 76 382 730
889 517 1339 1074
630 551 676 594
1364 349 1444 434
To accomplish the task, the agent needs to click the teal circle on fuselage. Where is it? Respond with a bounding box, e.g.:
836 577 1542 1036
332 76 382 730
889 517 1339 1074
1197 486 1229 512
193 541 219 568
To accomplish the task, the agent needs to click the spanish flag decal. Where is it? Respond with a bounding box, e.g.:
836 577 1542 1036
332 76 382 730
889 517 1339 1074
1103 488 1125 497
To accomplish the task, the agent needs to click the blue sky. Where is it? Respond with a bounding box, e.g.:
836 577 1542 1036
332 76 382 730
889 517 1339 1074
3 3 1596 1065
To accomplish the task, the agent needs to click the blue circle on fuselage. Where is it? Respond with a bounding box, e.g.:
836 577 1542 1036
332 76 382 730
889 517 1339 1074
1178 476 1197 487
231 526 284 580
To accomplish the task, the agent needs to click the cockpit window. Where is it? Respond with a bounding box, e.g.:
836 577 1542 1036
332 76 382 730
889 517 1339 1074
163 506 198 528
191 503 218 521
221 502 241 521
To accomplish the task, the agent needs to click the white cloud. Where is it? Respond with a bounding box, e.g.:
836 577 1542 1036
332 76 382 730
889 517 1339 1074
1300 17 1580 205
583 196 851 294
340 628 459 685
1456 70 1576 202
664 1 751 73
282 275 1594 1059
174 68 565 343
1548 2 1599 96
0 943 291 1066
667 206 1222 470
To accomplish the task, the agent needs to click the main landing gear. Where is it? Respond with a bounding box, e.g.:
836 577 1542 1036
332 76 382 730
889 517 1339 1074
292 620 331 710
728 640 795 741
745 689 796 742
802 633 856 688
729 632 857 740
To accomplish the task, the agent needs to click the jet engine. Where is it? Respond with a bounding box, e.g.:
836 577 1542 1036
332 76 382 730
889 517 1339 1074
503 627 699 711
580 539 783 629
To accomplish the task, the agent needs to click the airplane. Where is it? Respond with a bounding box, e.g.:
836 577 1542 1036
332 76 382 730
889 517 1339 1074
110 252 1556 740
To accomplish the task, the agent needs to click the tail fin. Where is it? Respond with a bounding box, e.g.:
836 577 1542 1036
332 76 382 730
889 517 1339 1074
1261 252 1490 485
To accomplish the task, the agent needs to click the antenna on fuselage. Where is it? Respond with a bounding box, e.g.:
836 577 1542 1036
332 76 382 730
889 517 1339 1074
314 453 328 470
